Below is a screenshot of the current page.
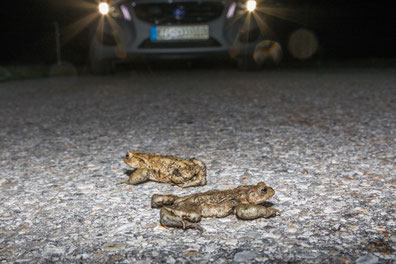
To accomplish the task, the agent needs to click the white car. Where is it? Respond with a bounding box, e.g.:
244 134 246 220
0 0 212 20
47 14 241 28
89 0 282 72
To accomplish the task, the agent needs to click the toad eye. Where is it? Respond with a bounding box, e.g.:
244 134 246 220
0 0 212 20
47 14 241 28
261 187 267 194
125 153 131 159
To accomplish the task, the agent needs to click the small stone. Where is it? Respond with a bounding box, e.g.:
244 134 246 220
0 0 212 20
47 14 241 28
356 254 379 264
134 261 150 264
108 254 124 261
338 257 351 263
101 242 125 251
15 259 33 263
184 250 200 256
43 245 66 255
112 223 135 233
233 250 257 263
381 231 391 236
225 239 238 246
347 225 359 231
205 244 216 253
166 257 176 264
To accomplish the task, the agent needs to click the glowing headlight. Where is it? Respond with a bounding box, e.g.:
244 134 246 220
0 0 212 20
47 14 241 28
246 0 257 12
98 2 110 15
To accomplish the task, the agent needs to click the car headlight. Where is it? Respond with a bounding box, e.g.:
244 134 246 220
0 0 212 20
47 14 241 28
98 2 123 18
98 2 109 15
232 0 257 17
246 0 257 12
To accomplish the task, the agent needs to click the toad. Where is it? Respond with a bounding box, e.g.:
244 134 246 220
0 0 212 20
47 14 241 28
122 151 207 188
151 182 279 231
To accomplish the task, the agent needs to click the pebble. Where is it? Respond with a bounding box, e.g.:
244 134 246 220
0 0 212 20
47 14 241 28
356 254 379 264
101 242 126 251
205 244 216 253
233 250 257 262
43 245 66 255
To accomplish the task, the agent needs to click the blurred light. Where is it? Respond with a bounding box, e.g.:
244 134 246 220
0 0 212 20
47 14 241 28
288 28 319 60
99 2 110 15
120 5 132 21
227 2 237 18
246 0 256 12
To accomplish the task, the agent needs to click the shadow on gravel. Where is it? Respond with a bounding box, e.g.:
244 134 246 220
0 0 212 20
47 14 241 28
1 57 395 82
0 63 79 82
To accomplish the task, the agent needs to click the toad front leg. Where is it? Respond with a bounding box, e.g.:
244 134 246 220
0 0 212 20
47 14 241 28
159 206 203 232
235 204 280 220
151 194 178 208
120 168 151 185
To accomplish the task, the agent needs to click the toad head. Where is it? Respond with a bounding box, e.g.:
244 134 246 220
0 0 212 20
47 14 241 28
246 182 275 204
124 151 146 168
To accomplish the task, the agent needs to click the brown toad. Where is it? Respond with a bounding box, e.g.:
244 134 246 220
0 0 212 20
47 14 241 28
151 182 279 232
122 151 206 188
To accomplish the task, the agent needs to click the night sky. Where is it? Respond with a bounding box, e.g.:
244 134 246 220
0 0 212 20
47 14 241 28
1 0 395 65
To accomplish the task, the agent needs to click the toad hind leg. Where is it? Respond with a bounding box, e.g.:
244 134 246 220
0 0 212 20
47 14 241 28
119 168 151 185
178 172 206 188
159 207 203 232
171 170 201 188
235 204 280 220
178 159 207 188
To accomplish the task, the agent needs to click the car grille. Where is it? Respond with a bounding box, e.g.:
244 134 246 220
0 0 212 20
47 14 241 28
133 1 224 24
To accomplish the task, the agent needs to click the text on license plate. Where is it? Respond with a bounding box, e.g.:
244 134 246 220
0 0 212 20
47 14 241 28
151 25 209 41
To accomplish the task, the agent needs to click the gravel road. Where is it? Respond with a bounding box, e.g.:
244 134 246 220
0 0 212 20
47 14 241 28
1 67 395 263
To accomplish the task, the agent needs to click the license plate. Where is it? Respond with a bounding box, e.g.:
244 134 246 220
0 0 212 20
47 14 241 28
151 25 209 41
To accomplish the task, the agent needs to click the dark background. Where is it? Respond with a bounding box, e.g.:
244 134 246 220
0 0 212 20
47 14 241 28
1 0 395 66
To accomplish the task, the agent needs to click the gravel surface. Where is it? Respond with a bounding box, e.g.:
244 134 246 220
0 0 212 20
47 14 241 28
1 67 395 263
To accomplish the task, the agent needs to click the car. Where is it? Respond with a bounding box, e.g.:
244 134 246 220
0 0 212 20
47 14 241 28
89 0 283 73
